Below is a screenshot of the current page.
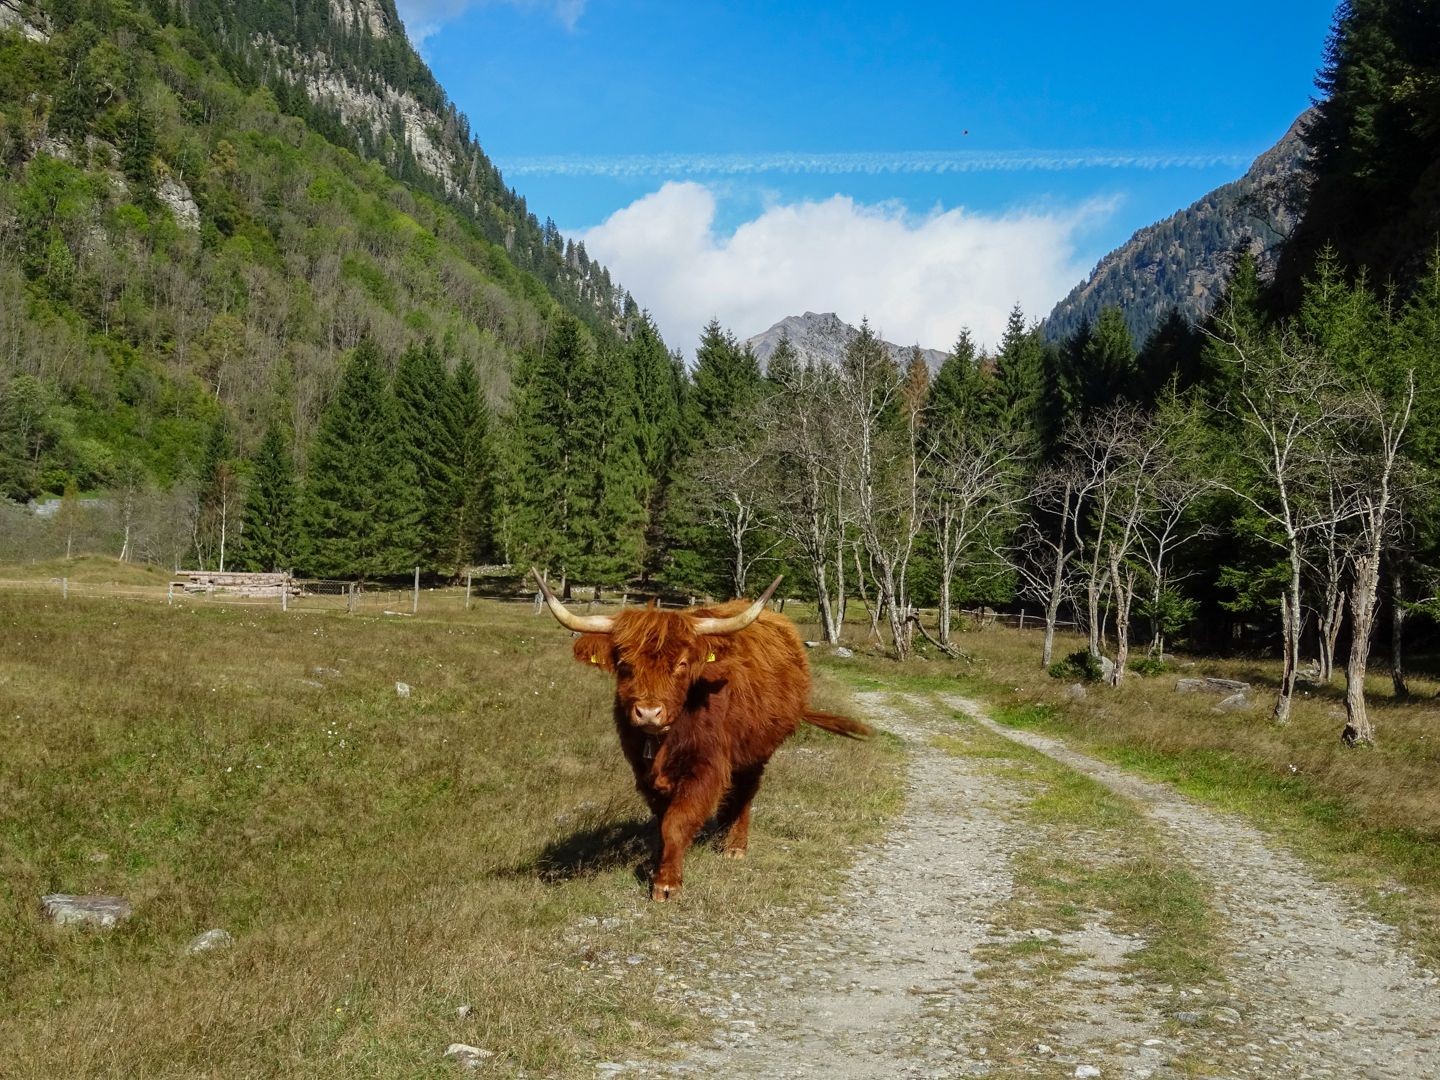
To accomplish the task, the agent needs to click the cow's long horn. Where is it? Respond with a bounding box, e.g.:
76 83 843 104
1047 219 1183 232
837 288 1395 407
531 567 615 633
691 575 783 635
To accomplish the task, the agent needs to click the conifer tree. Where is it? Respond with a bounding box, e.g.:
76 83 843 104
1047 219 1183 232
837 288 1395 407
300 338 421 580
764 332 802 389
439 359 493 577
994 304 1045 434
1081 306 1138 408
394 339 455 572
235 422 298 573
928 329 990 434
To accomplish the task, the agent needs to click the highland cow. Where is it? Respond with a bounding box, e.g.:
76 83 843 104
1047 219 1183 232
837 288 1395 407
533 570 870 900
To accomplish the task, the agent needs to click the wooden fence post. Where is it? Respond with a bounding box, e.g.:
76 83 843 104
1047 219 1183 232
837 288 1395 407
167 582 174 606
412 566 420 615
465 572 472 611
347 582 355 614
61 577 68 600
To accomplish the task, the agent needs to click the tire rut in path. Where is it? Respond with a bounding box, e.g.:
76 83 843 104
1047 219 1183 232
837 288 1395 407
656 691 1173 1079
942 693 1440 1080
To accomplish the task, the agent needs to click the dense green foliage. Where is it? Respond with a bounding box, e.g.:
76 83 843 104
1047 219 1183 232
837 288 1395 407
1278 0 1440 302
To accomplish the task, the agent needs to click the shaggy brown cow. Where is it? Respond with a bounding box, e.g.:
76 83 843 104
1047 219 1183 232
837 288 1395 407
533 569 871 901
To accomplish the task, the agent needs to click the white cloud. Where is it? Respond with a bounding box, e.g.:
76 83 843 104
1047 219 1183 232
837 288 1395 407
396 0 584 45
578 182 1112 357
507 148 1251 179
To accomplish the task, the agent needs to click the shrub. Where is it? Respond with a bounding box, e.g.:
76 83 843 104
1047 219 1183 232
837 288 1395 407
1131 655 1169 677
1048 649 1104 683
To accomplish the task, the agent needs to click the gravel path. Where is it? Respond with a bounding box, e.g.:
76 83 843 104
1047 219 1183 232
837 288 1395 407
944 693 1440 1080
624 691 1440 1079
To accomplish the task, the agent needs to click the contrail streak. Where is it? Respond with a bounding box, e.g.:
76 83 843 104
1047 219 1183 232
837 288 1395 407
500 148 1253 178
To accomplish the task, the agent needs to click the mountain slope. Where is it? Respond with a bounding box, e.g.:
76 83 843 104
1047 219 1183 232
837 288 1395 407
0 0 629 501
745 312 947 373
1044 112 1311 346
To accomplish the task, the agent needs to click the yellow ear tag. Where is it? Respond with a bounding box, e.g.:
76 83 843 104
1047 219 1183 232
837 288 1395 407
589 654 599 664
706 652 716 663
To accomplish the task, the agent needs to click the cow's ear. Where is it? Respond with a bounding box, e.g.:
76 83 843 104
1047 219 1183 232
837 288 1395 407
572 633 615 671
696 637 729 670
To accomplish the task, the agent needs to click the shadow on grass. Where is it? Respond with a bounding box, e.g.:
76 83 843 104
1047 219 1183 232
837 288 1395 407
534 817 654 883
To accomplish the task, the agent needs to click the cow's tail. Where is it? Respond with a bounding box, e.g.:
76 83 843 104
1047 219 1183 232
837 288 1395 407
803 710 873 740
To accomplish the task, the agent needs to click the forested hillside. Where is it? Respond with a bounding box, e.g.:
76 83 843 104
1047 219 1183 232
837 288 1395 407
0 0 655 574
1044 113 1310 346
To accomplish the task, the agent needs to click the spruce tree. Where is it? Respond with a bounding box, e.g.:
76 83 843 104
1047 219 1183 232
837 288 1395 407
393 339 454 572
235 422 298 573
994 304 1045 434
1081 306 1138 408
440 359 493 577
300 338 422 580
928 329 991 435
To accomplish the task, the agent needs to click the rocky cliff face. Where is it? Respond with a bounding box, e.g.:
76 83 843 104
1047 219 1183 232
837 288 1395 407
745 312 948 373
1044 112 1312 346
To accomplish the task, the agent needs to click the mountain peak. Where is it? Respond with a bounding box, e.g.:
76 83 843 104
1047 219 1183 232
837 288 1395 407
744 313 947 373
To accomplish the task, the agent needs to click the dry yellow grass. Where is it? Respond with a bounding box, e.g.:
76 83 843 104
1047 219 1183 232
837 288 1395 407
0 590 899 1077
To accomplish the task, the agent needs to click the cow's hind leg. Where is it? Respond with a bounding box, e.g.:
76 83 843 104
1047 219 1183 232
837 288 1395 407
653 764 727 901
715 764 765 859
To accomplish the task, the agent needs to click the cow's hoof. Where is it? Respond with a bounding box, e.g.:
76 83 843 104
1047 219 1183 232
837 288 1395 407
723 847 747 860
651 881 680 902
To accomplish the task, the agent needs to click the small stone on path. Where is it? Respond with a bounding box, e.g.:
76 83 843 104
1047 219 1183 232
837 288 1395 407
40 894 132 928
1075 1066 1102 1079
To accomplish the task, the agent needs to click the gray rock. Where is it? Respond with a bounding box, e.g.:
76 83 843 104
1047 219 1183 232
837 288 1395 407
1214 692 1249 712
395 681 412 698
443 1043 493 1068
40 894 132 929
186 928 234 954
1173 1010 1205 1025
311 665 342 679
804 640 820 648
1175 676 1250 695
1075 1067 1102 1079
455 1004 472 1019
1099 655 1115 680
1212 1006 1242 1024
1064 683 1087 702
833 647 854 659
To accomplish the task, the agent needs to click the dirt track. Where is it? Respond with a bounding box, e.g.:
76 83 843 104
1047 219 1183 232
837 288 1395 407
638 691 1440 1079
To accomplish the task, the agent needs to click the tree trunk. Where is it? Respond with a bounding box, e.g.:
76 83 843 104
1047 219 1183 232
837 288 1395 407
1273 550 1303 724
1391 562 1409 698
1343 552 1381 746
1108 552 1131 686
814 562 837 644
938 562 953 647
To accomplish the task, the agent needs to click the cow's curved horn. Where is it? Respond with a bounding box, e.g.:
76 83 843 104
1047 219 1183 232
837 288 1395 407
691 575 783 635
531 567 616 633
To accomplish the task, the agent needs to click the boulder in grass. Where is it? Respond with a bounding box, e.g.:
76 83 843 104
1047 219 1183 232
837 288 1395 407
395 681 412 698
1064 683 1087 702
1215 692 1250 712
40 894 132 929
833 647 854 659
1175 676 1250 695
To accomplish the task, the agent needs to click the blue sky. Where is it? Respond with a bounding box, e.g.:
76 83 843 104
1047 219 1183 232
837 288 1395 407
398 0 1337 352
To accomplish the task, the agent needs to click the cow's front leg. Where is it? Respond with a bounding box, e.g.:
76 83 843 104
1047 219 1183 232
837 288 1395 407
653 765 726 901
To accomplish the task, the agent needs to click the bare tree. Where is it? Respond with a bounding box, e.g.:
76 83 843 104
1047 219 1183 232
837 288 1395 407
834 324 929 659
1007 466 1084 667
751 363 851 642
1341 371 1416 747
1209 320 1359 723
687 433 779 598
926 427 1026 646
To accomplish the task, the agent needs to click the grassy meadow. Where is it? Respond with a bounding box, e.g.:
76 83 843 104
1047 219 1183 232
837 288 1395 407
0 576 899 1077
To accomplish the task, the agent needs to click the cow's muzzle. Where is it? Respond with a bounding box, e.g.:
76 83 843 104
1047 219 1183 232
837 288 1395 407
631 703 668 731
